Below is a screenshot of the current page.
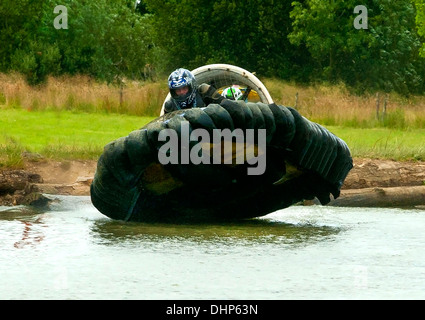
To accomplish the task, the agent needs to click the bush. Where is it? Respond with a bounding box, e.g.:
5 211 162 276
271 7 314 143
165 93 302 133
383 109 407 129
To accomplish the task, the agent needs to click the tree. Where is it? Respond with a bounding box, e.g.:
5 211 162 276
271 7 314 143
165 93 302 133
0 0 46 73
289 0 425 94
143 0 309 79
6 0 154 84
289 0 354 81
414 0 425 57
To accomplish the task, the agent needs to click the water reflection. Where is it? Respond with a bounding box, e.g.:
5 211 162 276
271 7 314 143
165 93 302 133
0 205 45 220
2 197 425 299
1 200 342 248
90 217 341 246
0 206 48 249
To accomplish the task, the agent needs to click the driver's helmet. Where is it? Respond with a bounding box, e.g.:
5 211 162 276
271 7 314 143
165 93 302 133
168 68 197 108
221 86 243 100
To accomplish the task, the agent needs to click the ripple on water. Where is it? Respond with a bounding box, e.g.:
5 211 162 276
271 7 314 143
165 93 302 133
1 197 425 299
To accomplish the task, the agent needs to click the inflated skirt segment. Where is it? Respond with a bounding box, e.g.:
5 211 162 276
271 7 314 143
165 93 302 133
90 100 353 222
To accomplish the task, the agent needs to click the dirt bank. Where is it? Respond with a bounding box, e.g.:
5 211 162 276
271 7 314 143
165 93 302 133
1 158 425 208
332 158 425 208
0 160 96 206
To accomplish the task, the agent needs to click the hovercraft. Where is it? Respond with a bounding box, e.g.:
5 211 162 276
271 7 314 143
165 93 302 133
90 64 353 222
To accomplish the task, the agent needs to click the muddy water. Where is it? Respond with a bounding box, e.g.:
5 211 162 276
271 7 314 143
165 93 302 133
1 195 424 300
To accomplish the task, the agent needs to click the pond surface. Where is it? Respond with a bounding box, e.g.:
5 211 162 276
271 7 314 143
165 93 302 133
1 195 424 300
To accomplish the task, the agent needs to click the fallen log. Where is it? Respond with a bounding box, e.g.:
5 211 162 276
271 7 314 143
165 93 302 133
327 185 425 208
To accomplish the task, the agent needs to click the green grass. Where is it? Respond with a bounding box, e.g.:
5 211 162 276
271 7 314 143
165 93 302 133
1 108 424 168
325 126 425 161
0 108 155 167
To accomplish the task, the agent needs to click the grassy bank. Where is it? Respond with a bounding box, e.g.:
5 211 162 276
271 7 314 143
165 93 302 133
1 109 424 168
264 78 425 129
327 126 425 161
0 73 167 117
1 73 425 129
1 73 425 168
0 109 154 167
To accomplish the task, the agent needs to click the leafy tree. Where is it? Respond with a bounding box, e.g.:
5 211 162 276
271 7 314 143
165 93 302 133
142 0 214 72
289 0 353 81
2 0 424 95
5 0 154 84
363 0 424 94
143 0 309 79
289 0 425 94
254 0 313 80
10 40 61 85
414 0 425 57
0 0 46 73
135 0 150 15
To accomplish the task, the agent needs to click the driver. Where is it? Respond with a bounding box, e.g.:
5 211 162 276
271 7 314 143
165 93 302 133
164 68 223 114
221 86 244 101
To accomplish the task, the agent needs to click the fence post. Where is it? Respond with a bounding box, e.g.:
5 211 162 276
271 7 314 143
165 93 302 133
119 81 124 108
383 93 388 121
376 92 380 120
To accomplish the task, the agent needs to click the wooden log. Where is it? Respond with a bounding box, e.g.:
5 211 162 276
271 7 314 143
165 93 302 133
328 186 425 208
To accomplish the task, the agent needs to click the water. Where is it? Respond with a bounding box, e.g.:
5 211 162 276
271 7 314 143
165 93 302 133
1 195 424 300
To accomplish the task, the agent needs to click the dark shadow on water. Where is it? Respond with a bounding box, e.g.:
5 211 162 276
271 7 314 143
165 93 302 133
90 217 342 246
1 202 342 247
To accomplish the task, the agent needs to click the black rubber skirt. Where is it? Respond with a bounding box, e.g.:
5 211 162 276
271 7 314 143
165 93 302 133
90 100 353 223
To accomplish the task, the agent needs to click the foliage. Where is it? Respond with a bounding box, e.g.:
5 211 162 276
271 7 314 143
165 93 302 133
1 0 154 84
143 0 311 80
0 0 424 95
414 0 425 57
0 0 46 73
289 0 425 95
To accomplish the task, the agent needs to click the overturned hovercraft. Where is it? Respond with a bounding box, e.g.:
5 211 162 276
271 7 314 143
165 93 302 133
90 64 353 222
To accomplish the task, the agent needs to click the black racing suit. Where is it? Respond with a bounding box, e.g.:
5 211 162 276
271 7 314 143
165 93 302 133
164 84 223 114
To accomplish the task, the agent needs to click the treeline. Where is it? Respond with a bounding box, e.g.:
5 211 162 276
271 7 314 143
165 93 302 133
1 0 425 95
